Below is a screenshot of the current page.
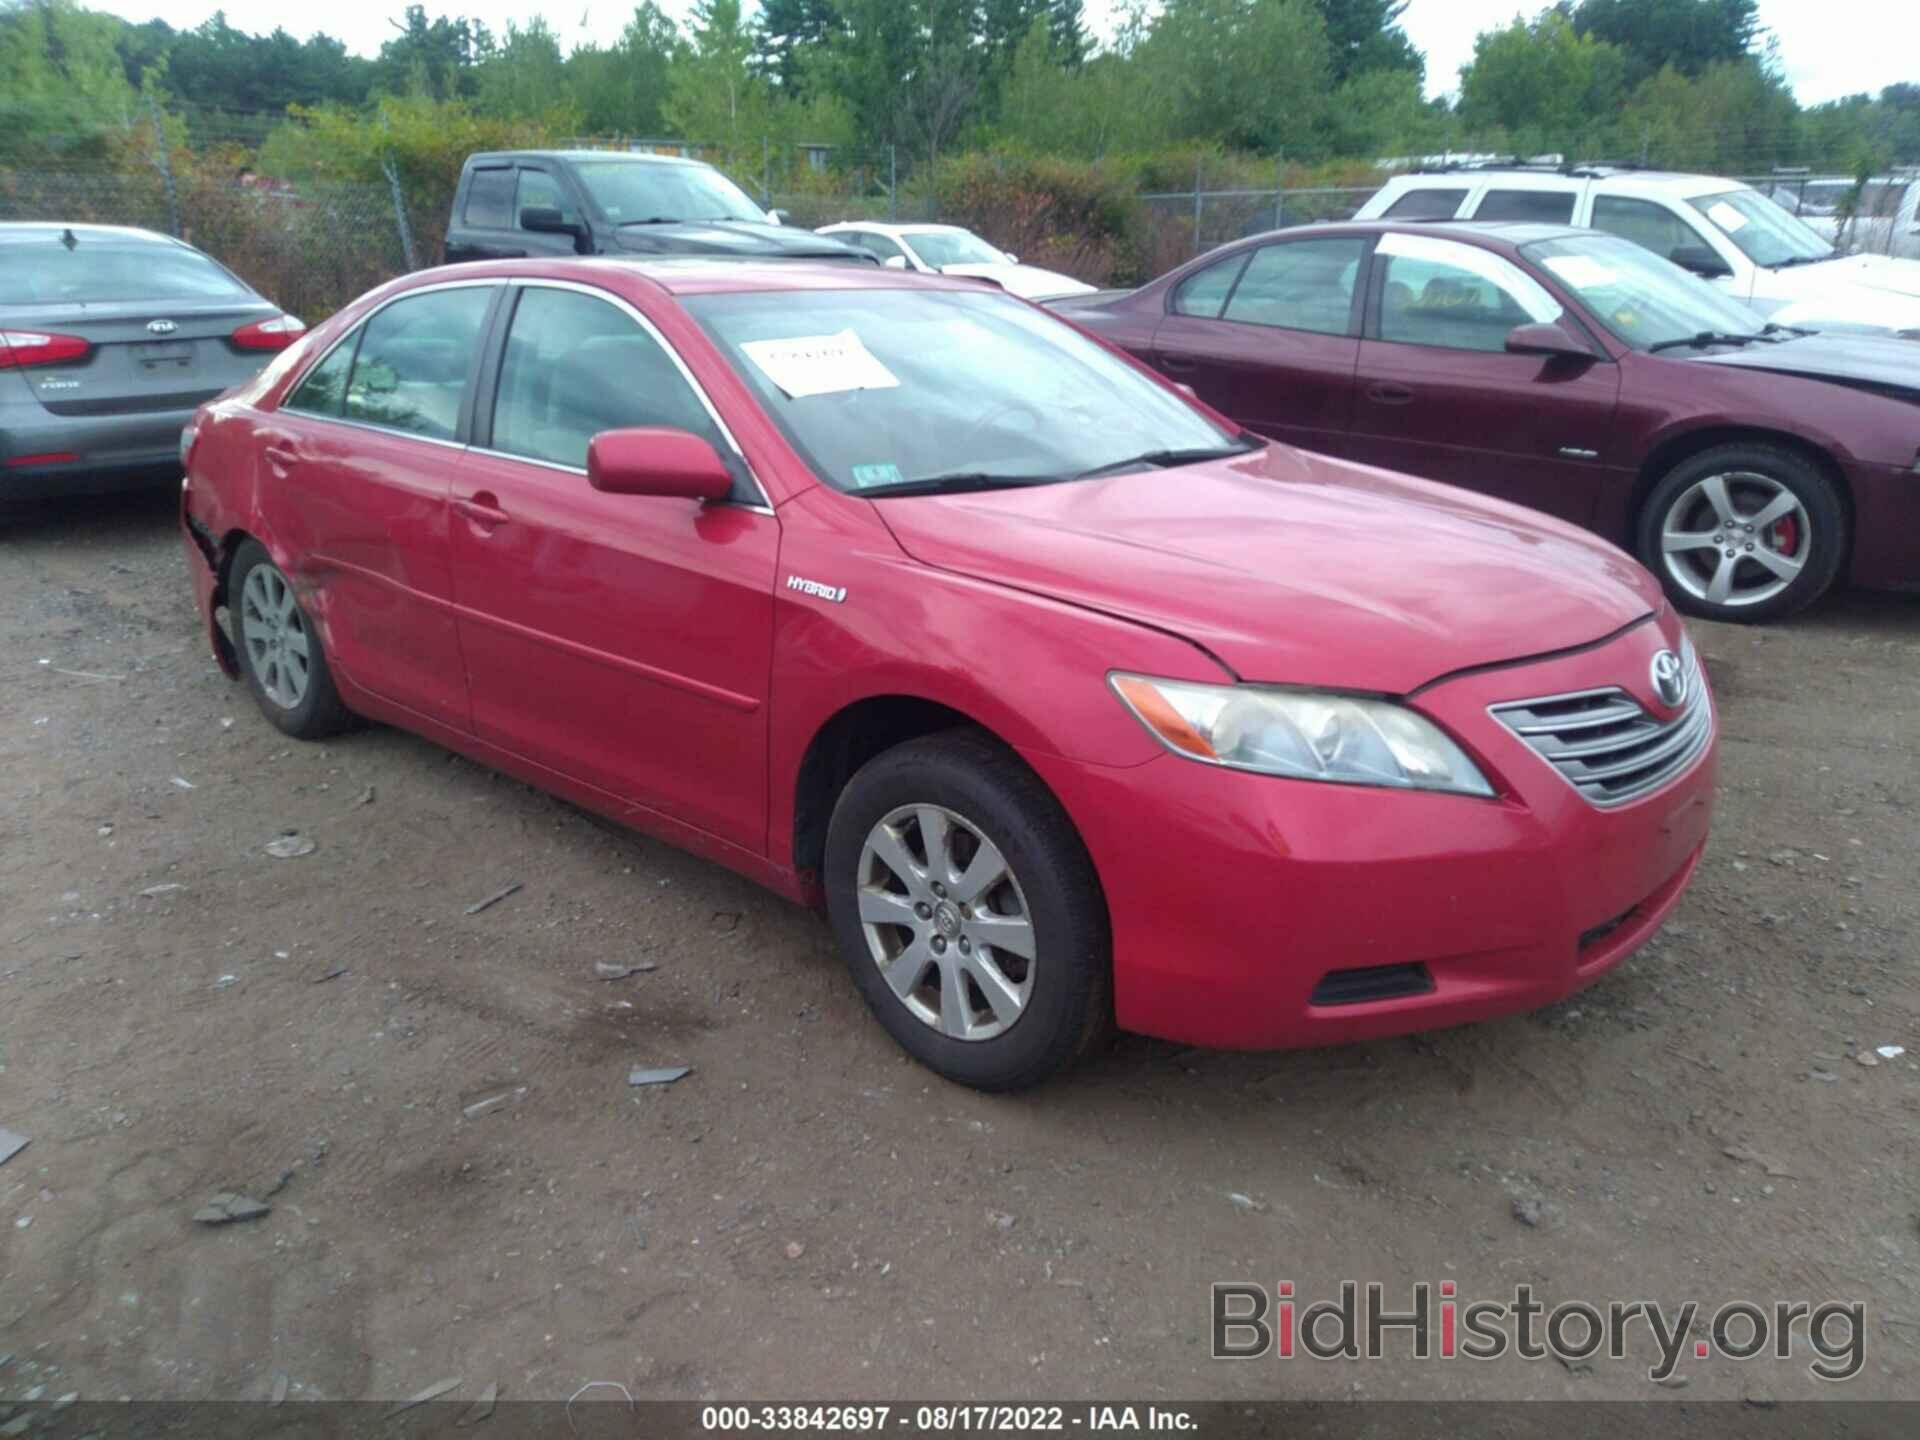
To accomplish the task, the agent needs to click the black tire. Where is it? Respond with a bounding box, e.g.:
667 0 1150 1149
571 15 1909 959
823 730 1111 1092
228 540 355 740
1635 442 1846 624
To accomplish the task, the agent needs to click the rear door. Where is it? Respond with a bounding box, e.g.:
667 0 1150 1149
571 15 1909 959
1349 231 1621 525
1149 235 1369 455
253 281 500 730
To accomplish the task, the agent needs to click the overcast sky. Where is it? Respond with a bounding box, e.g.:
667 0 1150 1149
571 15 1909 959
90 0 1913 108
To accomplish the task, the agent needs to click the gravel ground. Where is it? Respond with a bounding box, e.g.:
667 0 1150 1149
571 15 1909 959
1 489 1916 1407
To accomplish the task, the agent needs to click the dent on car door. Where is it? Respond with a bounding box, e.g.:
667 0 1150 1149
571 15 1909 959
1150 237 1367 455
1348 232 1621 526
447 283 779 852
255 283 498 730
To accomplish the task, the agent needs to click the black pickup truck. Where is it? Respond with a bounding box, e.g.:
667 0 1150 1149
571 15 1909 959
443 150 871 265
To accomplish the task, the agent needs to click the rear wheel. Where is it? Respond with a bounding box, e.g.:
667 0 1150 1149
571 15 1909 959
1636 443 1845 623
824 731 1110 1091
229 540 354 739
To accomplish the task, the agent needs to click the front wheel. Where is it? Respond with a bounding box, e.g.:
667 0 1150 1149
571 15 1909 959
823 731 1110 1091
1635 443 1846 624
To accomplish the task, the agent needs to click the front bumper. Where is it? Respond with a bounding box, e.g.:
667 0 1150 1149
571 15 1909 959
1029 618 1717 1050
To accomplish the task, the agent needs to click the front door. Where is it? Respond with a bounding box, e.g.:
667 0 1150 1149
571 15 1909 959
447 282 779 852
1149 236 1367 456
1348 232 1622 527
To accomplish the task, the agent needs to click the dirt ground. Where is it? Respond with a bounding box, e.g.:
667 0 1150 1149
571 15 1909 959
1 488 1916 1409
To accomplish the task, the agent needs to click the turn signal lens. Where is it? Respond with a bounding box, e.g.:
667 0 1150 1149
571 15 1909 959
231 314 306 351
1110 673 1494 796
0 329 90 369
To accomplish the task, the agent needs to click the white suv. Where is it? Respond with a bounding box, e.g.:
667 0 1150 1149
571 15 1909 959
1357 166 1920 336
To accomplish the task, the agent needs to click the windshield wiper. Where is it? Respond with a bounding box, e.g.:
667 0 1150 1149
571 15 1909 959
1070 442 1259 481
1646 331 1767 354
856 471 1063 498
1771 253 1841 268
1761 322 1813 340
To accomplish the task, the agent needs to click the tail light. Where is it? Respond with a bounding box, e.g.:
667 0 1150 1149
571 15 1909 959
0 330 90 370
231 314 306 351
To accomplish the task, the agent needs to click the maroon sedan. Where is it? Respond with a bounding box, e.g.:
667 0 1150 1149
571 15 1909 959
1061 221 1920 623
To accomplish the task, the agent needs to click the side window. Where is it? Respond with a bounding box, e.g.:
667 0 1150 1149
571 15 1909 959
345 287 494 441
1220 238 1368 336
515 168 578 227
1473 189 1576 223
491 287 729 475
1590 196 1704 264
853 231 906 262
1383 187 1468 220
283 328 359 417
463 168 515 229
1375 235 1563 353
1170 253 1249 318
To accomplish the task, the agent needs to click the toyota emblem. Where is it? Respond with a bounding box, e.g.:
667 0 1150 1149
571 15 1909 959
147 319 177 335
1649 650 1686 709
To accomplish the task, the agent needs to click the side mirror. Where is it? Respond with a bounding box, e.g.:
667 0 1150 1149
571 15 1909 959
1005 253 1020 265
521 205 585 239
767 209 790 226
1505 321 1594 359
587 427 733 501
1668 244 1733 279
882 254 908 270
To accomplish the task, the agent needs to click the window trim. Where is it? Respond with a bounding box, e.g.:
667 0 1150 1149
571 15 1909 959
471 277 771 512
271 278 505 448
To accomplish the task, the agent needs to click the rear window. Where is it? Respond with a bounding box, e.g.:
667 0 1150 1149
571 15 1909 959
0 237 251 306
1473 189 1576 223
1383 187 1467 220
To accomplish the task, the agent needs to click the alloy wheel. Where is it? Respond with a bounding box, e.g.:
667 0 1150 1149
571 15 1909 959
1659 470 1811 609
855 803 1037 1041
239 564 312 710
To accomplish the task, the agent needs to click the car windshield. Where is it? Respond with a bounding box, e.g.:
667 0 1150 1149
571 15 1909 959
905 230 1008 268
687 287 1243 493
0 236 251 306
1686 188 1834 266
573 160 767 225
1522 235 1771 352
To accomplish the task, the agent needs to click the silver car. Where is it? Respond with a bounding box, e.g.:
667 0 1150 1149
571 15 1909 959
1 223 300 499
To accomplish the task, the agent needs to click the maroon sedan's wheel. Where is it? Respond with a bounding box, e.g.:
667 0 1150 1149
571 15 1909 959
1636 443 1846 624
229 540 355 740
824 730 1111 1091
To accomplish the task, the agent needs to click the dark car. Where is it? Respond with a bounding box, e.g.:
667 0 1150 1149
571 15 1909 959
1059 221 1920 622
1 223 302 499
444 150 871 266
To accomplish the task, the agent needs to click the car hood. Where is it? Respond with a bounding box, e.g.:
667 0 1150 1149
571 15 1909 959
1692 332 1920 396
611 221 870 261
1763 254 1920 333
936 262 1098 300
874 445 1661 694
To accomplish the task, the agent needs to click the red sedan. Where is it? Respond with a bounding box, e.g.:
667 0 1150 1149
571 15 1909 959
180 258 1716 1089
1059 221 1920 623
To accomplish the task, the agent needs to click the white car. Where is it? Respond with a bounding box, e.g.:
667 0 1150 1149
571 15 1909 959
814 222 1098 302
1357 165 1920 336
1775 175 1920 261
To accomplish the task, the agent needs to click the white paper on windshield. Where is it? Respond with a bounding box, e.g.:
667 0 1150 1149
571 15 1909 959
1541 255 1618 289
1706 200 1748 232
740 329 899 399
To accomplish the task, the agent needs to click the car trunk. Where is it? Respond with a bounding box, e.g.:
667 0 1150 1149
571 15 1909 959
8 299 279 418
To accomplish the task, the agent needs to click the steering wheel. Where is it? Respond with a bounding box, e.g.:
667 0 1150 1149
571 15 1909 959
958 399 1043 452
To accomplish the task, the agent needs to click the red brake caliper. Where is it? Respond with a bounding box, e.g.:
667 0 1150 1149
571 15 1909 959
1770 515 1799 556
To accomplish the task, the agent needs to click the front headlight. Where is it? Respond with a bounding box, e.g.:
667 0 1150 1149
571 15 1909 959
1110 673 1494 797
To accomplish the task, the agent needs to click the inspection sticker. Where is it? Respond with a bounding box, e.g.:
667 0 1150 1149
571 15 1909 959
849 462 905 489
740 329 900 399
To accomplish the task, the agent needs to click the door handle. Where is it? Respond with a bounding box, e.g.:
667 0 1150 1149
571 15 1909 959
263 443 300 469
455 492 510 530
1366 382 1414 405
1158 353 1198 373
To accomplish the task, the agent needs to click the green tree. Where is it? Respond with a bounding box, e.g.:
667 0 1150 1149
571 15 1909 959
568 4 679 136
1317 0 1421 84
757 0 839 92
1568 0 1760 90
1133 0 1332 154
1457 9 1627 151
473 17 571 123
663 0 771 154
373 5 492 101
1613 57 1796 171
0 0 145 161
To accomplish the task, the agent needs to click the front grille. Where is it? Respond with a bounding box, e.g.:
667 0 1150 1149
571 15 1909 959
1491 648 1710 808
1310 962 1434 1007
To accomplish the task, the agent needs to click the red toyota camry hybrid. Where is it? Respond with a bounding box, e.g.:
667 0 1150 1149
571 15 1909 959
180 258 1717 1090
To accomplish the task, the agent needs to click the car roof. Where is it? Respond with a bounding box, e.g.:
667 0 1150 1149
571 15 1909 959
417 256 998 297
1229 219 1590 250
468 149 710 169
0 222 186 246
825 222 968 237
1386 167 1741 198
